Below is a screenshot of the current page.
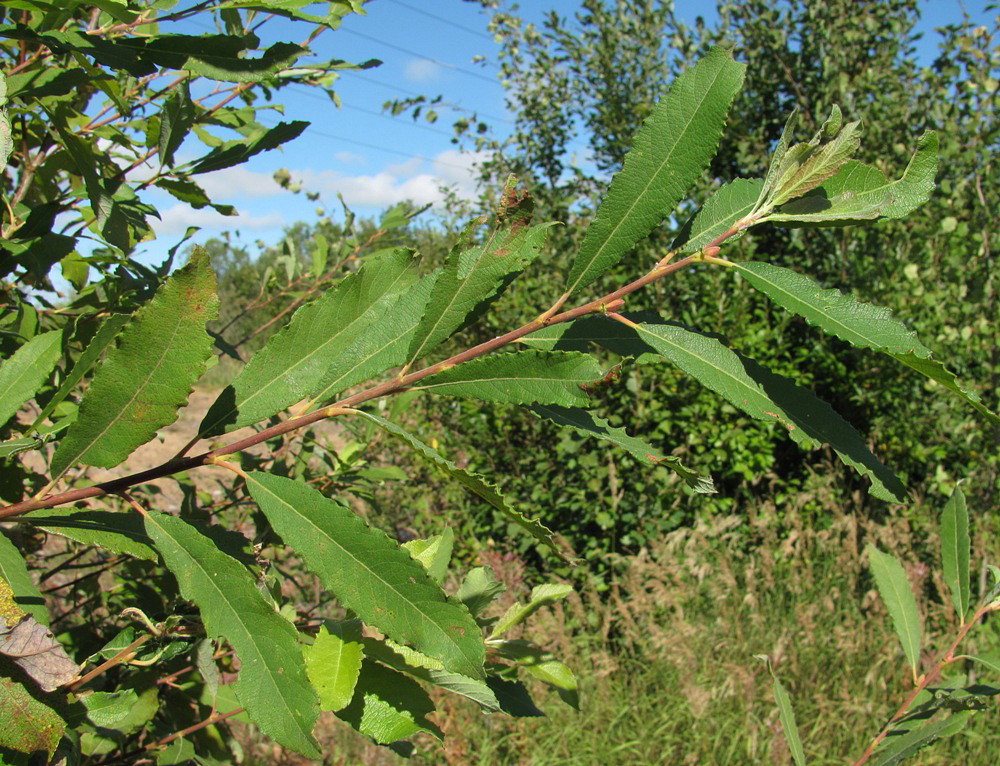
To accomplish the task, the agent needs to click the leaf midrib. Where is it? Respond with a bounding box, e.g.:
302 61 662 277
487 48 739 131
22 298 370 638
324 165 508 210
250 477 482 677
567 59 730 295
230 266 413 426
62 301 186 474
738 264 926 355
147 514 313 746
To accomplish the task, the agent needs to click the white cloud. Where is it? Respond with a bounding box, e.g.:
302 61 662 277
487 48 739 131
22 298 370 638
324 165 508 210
333 150 367 165
151 203 285 238
403 59 442 83
291 149 488 210
194 165 289 199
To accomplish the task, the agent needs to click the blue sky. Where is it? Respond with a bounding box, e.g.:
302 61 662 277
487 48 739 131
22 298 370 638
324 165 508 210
143 0 993 263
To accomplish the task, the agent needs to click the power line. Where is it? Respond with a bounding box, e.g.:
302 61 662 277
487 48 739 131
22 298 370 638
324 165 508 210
287 84 458 139
383 0 495 42
337 26 502 87
347 72 514 125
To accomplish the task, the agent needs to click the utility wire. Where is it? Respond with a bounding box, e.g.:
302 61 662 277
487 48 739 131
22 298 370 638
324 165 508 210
287 84 458 139
347 72 515 125
383 0 496 42
257 116 483 172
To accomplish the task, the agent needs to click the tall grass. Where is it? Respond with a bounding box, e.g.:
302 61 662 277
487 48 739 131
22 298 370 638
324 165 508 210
241 493 999 764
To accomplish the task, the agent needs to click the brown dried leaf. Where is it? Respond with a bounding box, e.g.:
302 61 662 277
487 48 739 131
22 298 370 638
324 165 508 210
1 580 78 692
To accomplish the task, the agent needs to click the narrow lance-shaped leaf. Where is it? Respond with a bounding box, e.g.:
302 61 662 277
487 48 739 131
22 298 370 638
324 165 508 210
143 511 320 757
31 314 130 429
26 509 156 561
729 261 997 424
418 350 602 407
51 248 218 479
188 120 308 175
866 543 922 678
157 80 194 167
940 486 970 622
361 636 502 713
491 639 578 709
627 320 906 501
0 330 61 429
671 178 763 253
351 410 567 559
564 45 745 296
529 404 715 494
307 271 438 408
769 113 862 208
761 660 807 766
200 249 417 435
245 472 485 679
406 221 552 366
870 712 973 766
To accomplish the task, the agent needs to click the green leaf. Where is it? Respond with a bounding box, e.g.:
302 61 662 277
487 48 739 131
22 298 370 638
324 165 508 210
245 472 485 680
188 121 308 175
406 221 552 365
771 671 807 766
966 654 1000 676
0 531 47 625
143 511 319 758
489 583 573 639
767 131 938 225
26 509 156 561
940 486 971 622
351 410 565 558
564 45 745 296
31 314 129 436
419 350 601 407
0 659 65 760
630 321 905 501
729 262 996 424
866 544 922 677
82 689 137 728
672 178 763 253
200 249 417 435
307 271 438 407
870 711 972 766
402 528 454 585
491 639 578 709
336 660 442 745
529 404 714 493
769 115 863 208
158 81 194 167
181 41 306 83
456 567 505 618
0 330 61 430
304 620 363 713
51 249 218 478
360 636 502 713
0 71 12 170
